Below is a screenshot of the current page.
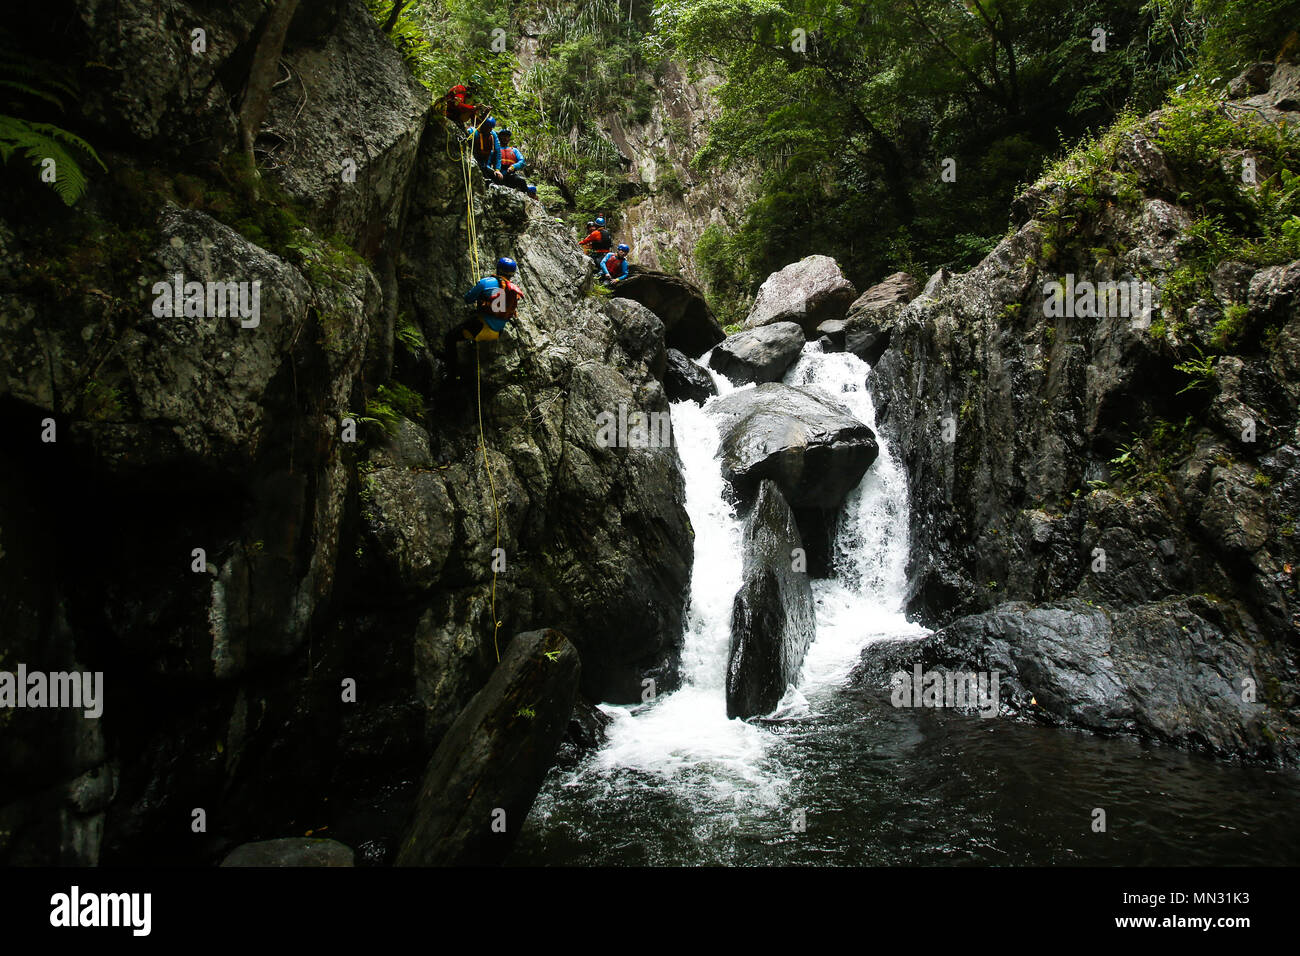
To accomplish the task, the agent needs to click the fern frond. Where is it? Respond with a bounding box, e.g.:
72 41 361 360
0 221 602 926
0 79 64 111
0 115 105 205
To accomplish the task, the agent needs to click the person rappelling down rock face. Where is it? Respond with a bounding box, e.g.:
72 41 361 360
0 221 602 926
600 244 631 286
442 256 524 383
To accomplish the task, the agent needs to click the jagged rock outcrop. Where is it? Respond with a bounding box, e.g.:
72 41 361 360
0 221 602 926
858 64 1300 763
743 255 858 335
612 271 725 357
583 61 757 289
727 481 815 719
0 0 693 866
708 321 805 384
664 347 718 405
840 271 918 363
395 628 580 867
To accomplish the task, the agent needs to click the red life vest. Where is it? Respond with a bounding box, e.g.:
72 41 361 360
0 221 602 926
500 146 520 168
477 277 523 319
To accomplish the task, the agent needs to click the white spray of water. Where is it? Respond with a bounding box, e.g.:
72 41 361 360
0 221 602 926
574 343 924 808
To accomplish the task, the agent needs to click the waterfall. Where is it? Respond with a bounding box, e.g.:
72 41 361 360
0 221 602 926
570 342 924 809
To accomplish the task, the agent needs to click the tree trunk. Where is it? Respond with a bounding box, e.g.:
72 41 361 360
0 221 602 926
237 0 302 169
382 1 409 34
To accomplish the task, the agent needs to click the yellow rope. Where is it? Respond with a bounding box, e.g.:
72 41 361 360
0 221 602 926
475 343 503 663
459 123 502 662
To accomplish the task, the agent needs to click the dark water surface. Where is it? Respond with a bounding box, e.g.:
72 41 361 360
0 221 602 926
513 683 1300 866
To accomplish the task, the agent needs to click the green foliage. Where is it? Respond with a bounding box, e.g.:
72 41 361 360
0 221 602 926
1173 346 1217 394
1211 302 1249 350
659 0 1186 290
364 382 427 435
575 169 620 214
1108 416 1196 490
396 312 427 355
694 222 753 324
0 46 105 205
1146 0 1300 82
81 380 123 421
367 0 435 82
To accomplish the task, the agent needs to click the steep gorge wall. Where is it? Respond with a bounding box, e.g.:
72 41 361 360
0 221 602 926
597 61 755 288
0 0 691 865
856 69 1300 763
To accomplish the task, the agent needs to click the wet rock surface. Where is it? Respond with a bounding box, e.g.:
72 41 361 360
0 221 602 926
395 628 580 866
221 838 356 867
707 383 878 510
664 347 718 405
708 321 806 384
727 481 816 719
852 597 1283 757
611 270 725 357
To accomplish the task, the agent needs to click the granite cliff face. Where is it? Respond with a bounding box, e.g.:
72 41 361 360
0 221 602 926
0 0 692 865
852 66 1300 763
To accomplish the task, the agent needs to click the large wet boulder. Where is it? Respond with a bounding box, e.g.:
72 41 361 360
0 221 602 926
727 481 815 719
265 0 429 253
221 838 355 867
744 255 858 335
665 347 717 405
852 598 1292 760
841 271 918 363
395 628 581 866
706 383 877 510
612 270 725 357
708 322 805 384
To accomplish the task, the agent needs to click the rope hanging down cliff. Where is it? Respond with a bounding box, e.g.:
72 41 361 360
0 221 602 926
459 122 504 665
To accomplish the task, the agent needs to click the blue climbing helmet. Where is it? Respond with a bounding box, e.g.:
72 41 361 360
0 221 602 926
482 116 496 129
497 128 511 139
595 217 605 226
496 256 517 275
617 243 629 253
526 185 537 196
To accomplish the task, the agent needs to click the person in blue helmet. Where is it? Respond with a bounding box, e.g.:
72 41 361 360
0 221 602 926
469 116 503 183
600 244 631 285
496 129 529 192
442 257 525 378
578 217 613 264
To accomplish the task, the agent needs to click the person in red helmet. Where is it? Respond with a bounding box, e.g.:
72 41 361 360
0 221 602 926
442 82 478 127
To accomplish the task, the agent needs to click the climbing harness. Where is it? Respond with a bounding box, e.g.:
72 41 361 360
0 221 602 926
458 121 504 664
